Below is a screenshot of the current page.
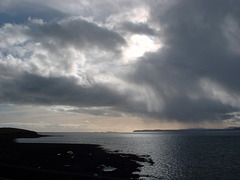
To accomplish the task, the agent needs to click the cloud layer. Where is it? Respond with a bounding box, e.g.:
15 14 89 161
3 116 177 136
1 0 240 125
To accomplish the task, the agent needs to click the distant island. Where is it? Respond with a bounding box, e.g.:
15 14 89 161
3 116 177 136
0 127 44 142
133 127 240 133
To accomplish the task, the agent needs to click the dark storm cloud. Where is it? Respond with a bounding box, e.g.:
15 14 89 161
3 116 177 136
0 73 124 108
130 0 240 122
0 71 146 118
121 22 156 35
26 18 126 52
162 96 237 122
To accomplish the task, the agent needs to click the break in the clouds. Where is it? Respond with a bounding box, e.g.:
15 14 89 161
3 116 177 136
0 0 240 126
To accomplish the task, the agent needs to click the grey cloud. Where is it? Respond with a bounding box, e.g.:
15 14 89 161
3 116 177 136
54 106 125 117
0 1 66 25
0 16 127 79
0 70 160 118
0 73 125 108
26 18 126 53
162 96 237 122
0 74 130 116
129 0 240 122
121 22 156 35
1 0 240 124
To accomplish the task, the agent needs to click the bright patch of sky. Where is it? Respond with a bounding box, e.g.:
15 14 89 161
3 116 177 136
122 34 162 61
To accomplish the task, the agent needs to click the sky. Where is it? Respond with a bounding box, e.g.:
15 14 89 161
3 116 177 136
0 0 240 132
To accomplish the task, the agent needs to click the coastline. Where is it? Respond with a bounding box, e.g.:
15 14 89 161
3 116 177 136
0 142 153 179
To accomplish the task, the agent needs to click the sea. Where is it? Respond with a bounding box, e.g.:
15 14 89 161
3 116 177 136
17 130 240 180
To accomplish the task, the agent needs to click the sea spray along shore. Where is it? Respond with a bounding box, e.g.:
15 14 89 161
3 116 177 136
0 128 154 179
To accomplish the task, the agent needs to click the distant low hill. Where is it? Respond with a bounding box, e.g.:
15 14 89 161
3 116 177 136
0 127 43 142
133 127 240 133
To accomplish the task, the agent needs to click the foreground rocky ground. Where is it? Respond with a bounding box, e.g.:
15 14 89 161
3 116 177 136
0 128 153 179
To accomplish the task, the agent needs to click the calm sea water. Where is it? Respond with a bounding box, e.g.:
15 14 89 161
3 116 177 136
17 131 240 179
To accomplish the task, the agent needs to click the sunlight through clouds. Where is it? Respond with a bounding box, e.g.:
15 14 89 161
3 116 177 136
122 34 162 61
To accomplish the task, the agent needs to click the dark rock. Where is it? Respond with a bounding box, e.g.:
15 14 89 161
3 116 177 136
0 127 43 143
